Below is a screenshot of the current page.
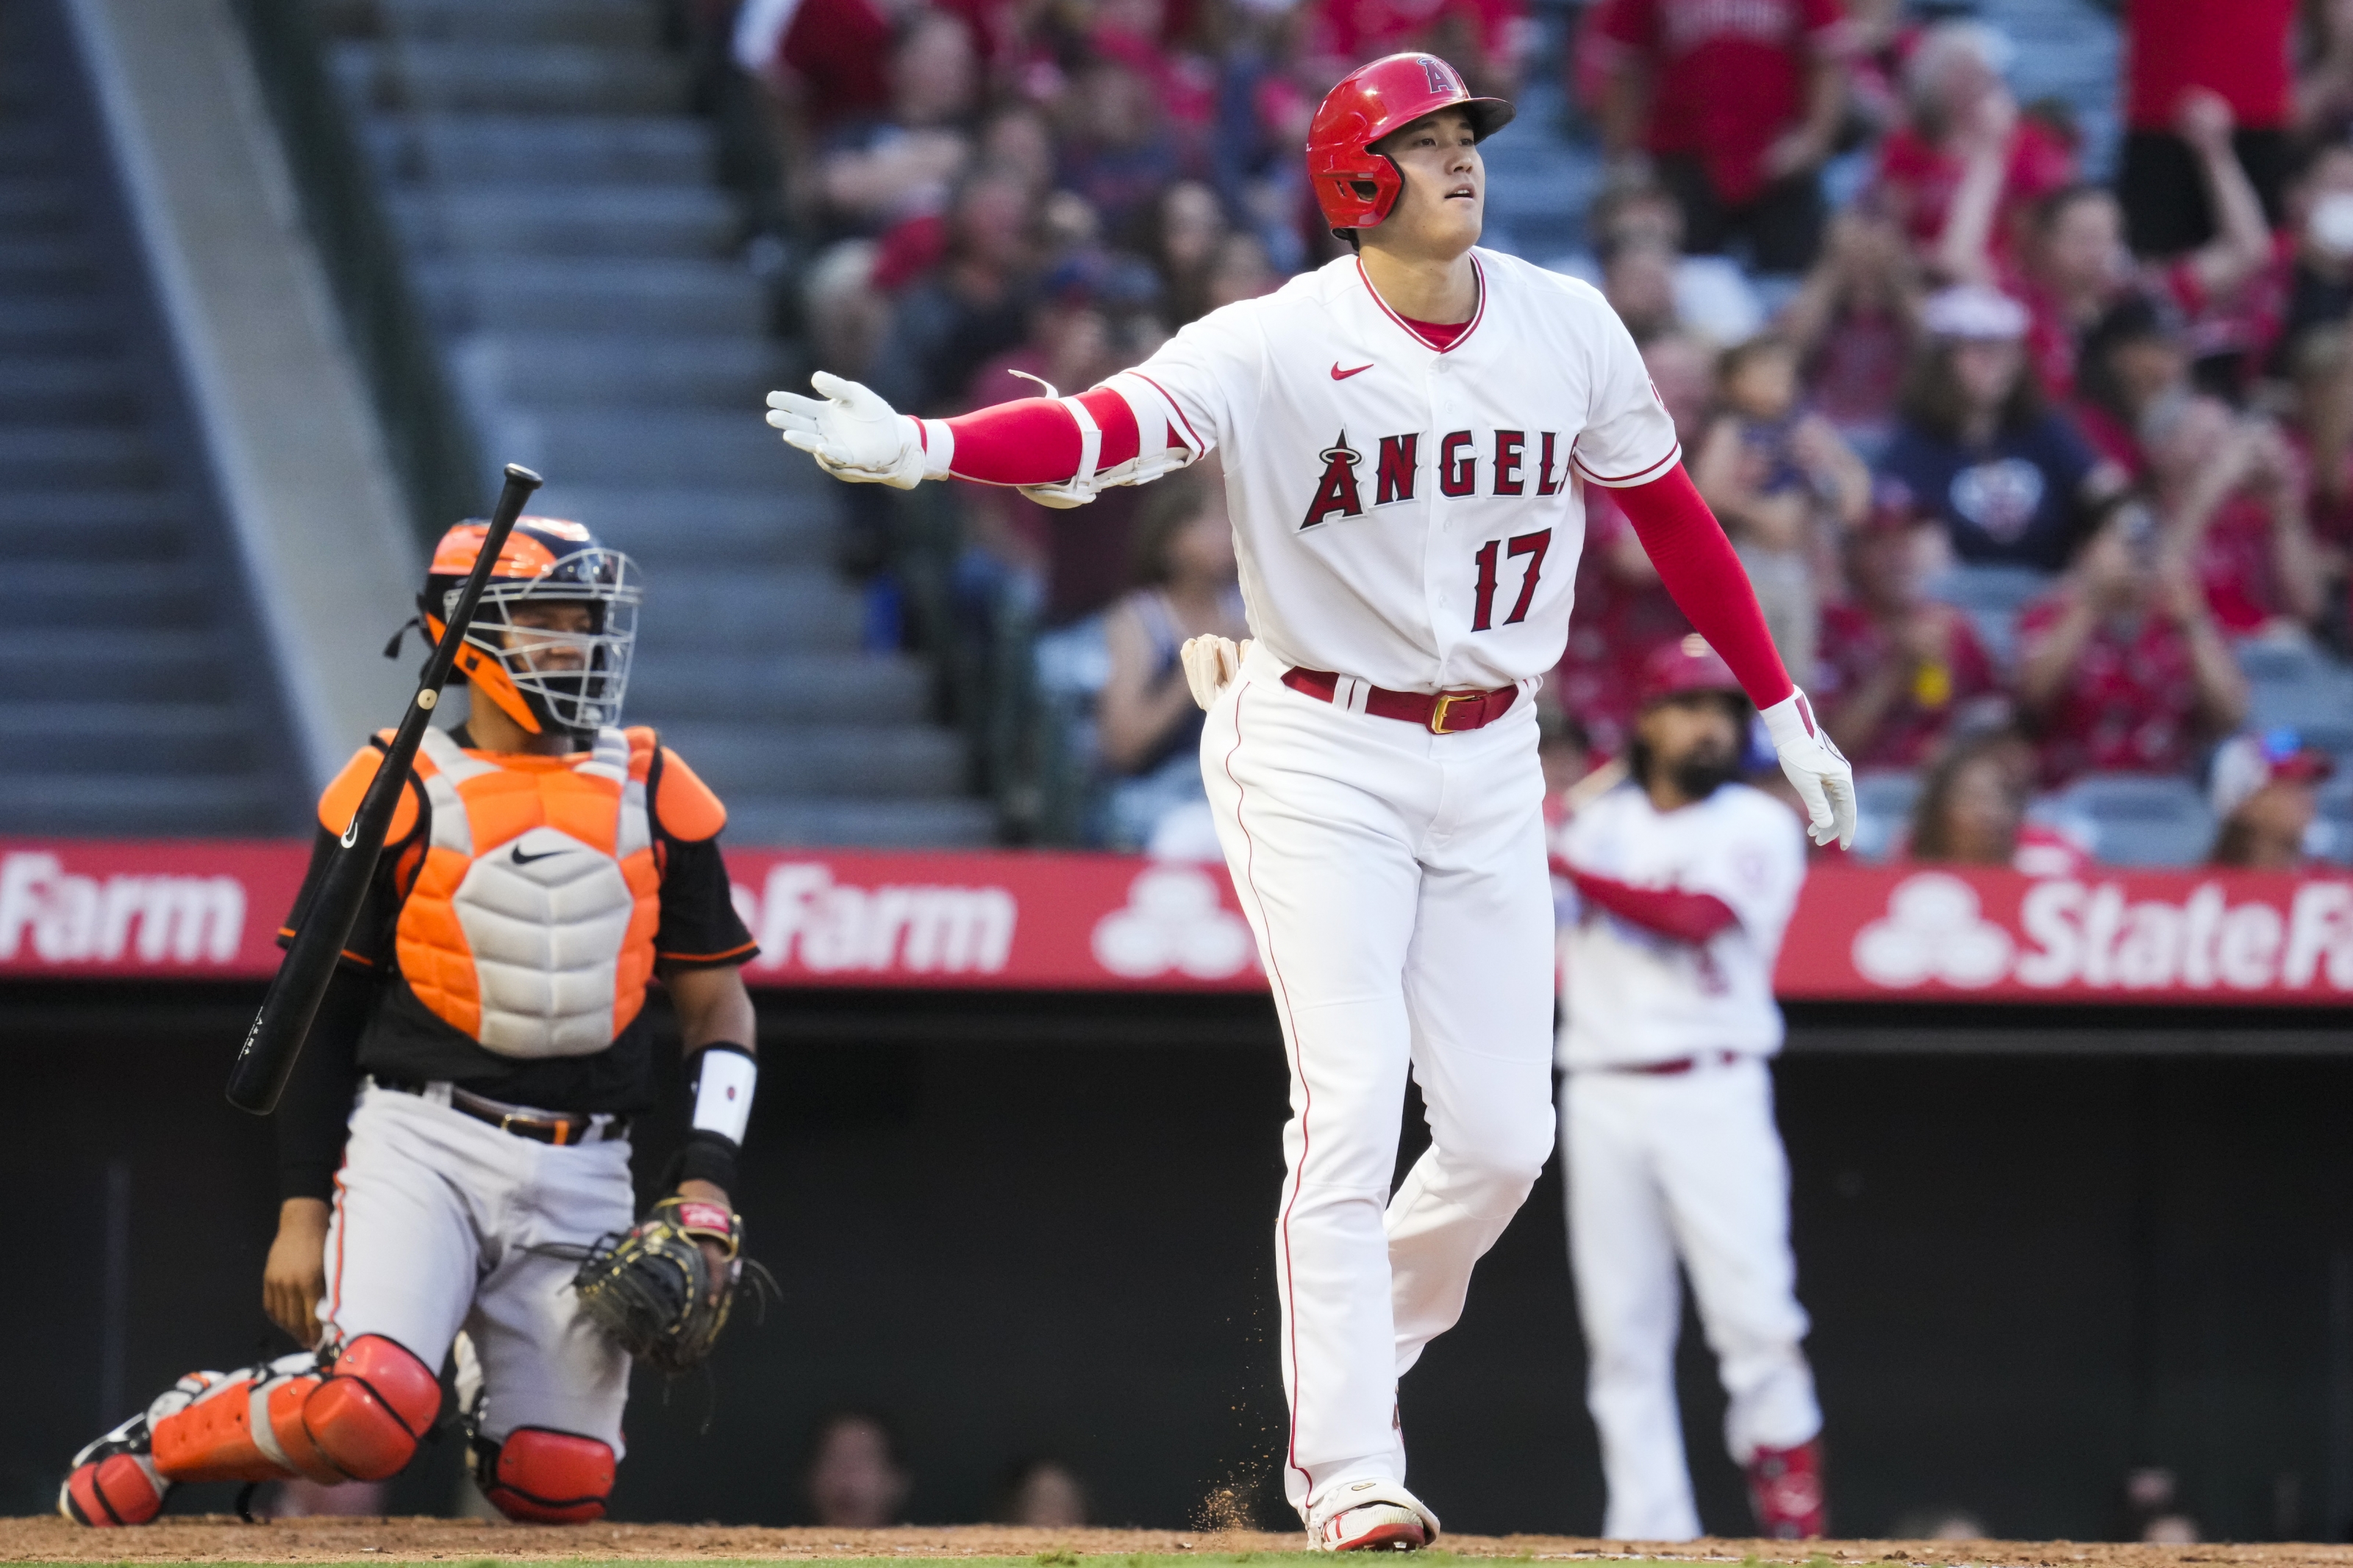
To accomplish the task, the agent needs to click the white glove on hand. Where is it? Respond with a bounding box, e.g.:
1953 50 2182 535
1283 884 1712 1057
1760 688 1856 849
765 372 928 489
1179 635 1252 712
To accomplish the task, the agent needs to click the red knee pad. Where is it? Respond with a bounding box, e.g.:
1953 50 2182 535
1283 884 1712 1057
477 1427 615 1523
301 1335 442 1481
63 1453 165 1527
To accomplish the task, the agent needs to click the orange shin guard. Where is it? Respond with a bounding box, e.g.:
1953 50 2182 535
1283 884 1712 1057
300 1335 442 1483
151 1375 315 1485
478 1428 615 1523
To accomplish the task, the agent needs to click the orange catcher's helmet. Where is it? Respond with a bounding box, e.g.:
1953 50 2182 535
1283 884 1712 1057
1304 54 1514 239
415 515 640 737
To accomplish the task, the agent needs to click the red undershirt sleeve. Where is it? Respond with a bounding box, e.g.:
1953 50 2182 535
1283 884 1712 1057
1610 465 1796 710
936 387 1143 486
1568 869 1740 945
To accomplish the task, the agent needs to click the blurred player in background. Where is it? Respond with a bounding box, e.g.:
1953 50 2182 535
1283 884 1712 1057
60 519 762 1528
1552 637 1821 1542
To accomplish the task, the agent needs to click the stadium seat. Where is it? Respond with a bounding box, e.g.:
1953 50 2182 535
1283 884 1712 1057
2310 781 2353 867
1850 770 1922 863
1030 617 1110 842
1921 562 2052 671
2028 774 2215 867
2245 665 2353 765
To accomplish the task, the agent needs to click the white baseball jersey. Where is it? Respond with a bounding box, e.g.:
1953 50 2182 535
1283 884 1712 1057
1555 781 1806 1067
1102 249 1680 693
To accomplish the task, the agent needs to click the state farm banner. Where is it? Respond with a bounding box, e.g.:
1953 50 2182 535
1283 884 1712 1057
4 839 2349 1004
0 840 1265 992
1775 865 2353 1004
0 840 306 977
721 850 1260 989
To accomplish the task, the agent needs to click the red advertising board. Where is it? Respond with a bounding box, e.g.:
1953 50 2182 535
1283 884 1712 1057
3 839 2350 1005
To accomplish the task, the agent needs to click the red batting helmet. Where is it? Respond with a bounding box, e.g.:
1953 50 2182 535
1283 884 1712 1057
1638 634 1745 709
1305 54 1515 238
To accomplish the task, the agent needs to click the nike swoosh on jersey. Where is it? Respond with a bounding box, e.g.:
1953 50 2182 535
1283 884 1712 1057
1330 362 1374 380
510 844 568 866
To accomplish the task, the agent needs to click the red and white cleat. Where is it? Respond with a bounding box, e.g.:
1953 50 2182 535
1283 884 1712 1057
1309 1480 1440 1552
1746 1438 1827 1539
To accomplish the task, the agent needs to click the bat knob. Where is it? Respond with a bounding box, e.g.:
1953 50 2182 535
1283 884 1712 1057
503 463 544 488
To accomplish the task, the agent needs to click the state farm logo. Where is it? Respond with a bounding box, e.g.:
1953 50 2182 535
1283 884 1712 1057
0 851 246 965
734 862 1015 975
1851 871 2353 994
1090 864 1257 980
1853 873 2013 989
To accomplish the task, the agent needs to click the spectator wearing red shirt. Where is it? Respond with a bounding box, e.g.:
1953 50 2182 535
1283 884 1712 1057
1954 93 2273 401
1815 504 2004 770
1310 0 1527 95
2141 393 2327 637
2115 0 2294 257
2015 502 2249 787
1779 208 1922 454
1870 21 2074 276
1585 0 1850 275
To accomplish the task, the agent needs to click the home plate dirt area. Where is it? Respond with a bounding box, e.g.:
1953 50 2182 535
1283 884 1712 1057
7 1519 2353 1568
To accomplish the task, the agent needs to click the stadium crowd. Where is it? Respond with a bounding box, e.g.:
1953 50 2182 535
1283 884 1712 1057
717 0 2353 868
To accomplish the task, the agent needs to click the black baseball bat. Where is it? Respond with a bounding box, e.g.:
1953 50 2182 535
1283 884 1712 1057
225 463 544 1114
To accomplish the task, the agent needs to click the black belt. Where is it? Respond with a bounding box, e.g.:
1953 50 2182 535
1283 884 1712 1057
371 1078 630 1146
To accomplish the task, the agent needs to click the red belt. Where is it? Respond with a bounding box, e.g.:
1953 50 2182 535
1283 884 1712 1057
1281 667 1521 734
1611 1052 1741 1075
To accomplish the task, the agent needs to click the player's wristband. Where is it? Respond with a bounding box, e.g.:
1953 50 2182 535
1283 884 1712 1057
663 1043 755 1195
690 1042 757 1143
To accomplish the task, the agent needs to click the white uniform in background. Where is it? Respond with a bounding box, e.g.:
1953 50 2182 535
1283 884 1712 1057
1554 779 1818 1540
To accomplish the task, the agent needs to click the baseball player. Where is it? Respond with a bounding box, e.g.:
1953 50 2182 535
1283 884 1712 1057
60 518 763 1528
765 52 1855 1551
1552 637 1822 1542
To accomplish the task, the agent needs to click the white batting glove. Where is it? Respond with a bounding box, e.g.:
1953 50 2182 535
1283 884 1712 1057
1760 688 1856 849
765 372 929 489
1179 635 1252 711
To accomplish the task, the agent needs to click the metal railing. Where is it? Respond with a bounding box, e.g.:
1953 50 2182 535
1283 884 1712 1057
227 0 483 537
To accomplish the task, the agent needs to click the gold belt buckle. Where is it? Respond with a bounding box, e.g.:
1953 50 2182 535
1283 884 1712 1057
1428 690 1482 734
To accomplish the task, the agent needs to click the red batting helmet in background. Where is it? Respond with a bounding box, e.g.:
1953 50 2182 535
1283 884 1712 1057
1638 634 1746 709
1304 53 1515 238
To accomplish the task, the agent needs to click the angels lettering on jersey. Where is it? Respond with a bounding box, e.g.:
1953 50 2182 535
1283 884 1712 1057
1301 428 1577 528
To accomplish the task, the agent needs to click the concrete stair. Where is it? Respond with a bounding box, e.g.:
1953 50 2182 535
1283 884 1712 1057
318 0 994 847
0 0 301 837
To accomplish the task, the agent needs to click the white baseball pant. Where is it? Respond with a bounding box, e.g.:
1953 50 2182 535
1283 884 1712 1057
323 1083 636 1451
1560 1057 1820 1539
1202 649 1558 1522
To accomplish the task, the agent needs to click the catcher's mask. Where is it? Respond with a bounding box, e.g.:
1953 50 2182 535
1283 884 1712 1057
415 515 640 739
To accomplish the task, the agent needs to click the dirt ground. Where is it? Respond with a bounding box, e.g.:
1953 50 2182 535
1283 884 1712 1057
7 1519 2353 1567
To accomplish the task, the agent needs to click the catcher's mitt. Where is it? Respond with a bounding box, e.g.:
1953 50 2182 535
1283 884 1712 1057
573 1196 743 1374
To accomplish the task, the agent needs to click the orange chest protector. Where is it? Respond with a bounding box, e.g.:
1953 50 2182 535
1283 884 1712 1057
394 726 662 1057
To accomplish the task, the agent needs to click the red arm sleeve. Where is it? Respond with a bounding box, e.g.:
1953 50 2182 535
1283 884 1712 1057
1610 465 1796 709
937 387 1142 485
1568 868 1739 944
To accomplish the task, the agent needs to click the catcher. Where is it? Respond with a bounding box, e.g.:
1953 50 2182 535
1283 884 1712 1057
60 517 762 1527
